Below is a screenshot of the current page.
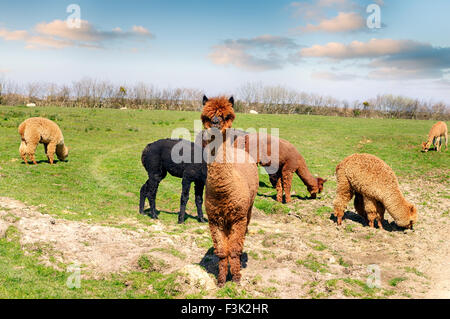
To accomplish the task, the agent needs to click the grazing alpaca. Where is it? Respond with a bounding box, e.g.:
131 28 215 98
422 121 448 152
18 117 69 165
333 154 417 230
201 95 259 286
235 133 327 202
140 138 207 224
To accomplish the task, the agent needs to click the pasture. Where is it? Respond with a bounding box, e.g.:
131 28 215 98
0 105 448 298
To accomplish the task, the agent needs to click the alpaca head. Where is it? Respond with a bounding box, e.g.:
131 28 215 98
201 96 235 133
308 177 327 199
396 202 418 230
421 141 430 152
406 203 418 230
57 145 69 161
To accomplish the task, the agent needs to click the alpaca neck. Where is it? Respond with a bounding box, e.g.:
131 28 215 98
295 156 317 189
206 134 240 195
383 190 410 223
207 162 235 193
426 135 435 147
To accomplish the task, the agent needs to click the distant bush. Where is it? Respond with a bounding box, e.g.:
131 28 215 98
0 78 448 120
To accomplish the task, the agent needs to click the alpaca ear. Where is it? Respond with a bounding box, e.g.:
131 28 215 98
229 96 234 108
203 95 209 106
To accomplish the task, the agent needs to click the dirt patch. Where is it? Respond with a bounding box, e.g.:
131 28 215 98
0 175 449 299
0 197 204 277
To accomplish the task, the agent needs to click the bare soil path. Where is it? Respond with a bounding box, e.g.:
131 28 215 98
0 176 449 298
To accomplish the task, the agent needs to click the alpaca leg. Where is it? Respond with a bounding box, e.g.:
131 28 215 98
28 145 38 165
333 176 353 226
362 197 381 229
282 170 294 203
354 193 369 225
376 201 385 230
217 257 229 287
19 141 28 164
276 176 283 203
209 223 228 286
245 205 253 234
269 173 278 188
367 212 376 228
445 132 448 150
209 224 227 259
24 141 39 165
228 218 248 283
139 181 149 215
46 142 57 165
44 143 48 160
146 177 162 219
179 178 191 224
194 182 206 223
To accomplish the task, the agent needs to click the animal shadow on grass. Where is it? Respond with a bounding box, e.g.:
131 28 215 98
329 211 405 232
141 209 207 223
199 247 248 282
259 181 272 188
257 192 313 202
21 159 66 165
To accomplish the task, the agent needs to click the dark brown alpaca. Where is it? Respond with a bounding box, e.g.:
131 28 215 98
201 95 259 287
235 133 327 202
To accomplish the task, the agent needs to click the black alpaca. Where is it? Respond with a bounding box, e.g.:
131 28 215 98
139 138 207 224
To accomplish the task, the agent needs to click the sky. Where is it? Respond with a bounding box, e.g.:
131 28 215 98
0 0 449 103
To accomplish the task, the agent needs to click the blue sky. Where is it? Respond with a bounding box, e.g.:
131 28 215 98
0 0 449 103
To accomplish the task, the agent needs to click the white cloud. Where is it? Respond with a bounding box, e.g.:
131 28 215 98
299 12 365 33
301 38 450 80
290 0 354 20
209 35 299 71
0 19 154 50
300 39 424 59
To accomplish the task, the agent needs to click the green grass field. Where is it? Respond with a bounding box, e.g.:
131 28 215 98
0 105 448 298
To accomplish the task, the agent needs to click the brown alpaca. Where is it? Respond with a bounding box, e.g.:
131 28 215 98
201 96 259 286
422 121 448 152
333 154 417 230
18 117 69 165
235 133 327 202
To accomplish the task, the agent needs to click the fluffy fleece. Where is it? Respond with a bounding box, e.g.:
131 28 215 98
140 138 207 224
333 153 417 230
201 96 259 286
422 121 448 152
235 133 327 202
18 117 69 165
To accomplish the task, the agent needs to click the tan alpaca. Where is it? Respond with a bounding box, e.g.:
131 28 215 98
333 154 417 230
422 121 448 152
18 117 69 165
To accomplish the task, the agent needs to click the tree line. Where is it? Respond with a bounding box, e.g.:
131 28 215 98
0 78 448 120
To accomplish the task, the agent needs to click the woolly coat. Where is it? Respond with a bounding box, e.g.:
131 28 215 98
18 117 68 164
334 154 417 228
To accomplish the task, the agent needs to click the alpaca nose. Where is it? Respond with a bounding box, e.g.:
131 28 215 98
211 116 221 127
